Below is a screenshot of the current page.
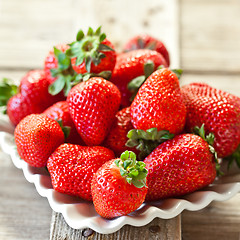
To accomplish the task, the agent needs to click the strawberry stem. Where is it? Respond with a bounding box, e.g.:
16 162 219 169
114 150 148 188
126 128 174 160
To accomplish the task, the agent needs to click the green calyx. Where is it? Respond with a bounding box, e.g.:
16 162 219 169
157 65 183 80
48 46 76 96
114 150 148 188
224 144 240 170
48 46 112 97
126 128 174 160
56 119 71 140
66 26 114 73
127 61 155 101
0 78 18 113
193 124 223 176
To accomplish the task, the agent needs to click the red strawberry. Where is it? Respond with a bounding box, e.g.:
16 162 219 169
131 68 186 135
67 77 121 146
91 151 148 218
14 114 65 168
181 82 240 158
103 107 138 157
67 27 116 74
5 70 63 126
111 49 168 107
123 34 170 66
43 101 84 145
144 133 217 201
47 143 114 201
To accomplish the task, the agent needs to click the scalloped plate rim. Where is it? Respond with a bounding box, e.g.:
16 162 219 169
0 127 240 234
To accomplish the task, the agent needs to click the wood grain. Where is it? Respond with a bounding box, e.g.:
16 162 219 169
50 212 181 240
180 0 240 73
0 151 51 240
0 0 179 69
182 193 240 240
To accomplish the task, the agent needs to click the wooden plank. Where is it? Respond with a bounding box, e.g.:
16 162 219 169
50 212 181 240
182 193 240 240
0 0 179 69
0 150 52 240
180 0 240 73
181 73 240 96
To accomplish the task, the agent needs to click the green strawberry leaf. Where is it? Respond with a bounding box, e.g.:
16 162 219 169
225 144 240 170
126 128 174 160
171 69 183 79
0 78 18 113
157 65 183 80
193 124 222 175
115 151 148 188
56 119 71 140
66 26 114 73
127 61 155 102
144 61 155 78
48 75 66 95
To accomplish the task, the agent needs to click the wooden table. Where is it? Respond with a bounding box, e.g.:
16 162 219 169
0 0 240 239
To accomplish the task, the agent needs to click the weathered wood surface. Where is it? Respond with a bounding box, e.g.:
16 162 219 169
0 150 52 240
0 0 179 69
50 213 181 240
180 0 240 73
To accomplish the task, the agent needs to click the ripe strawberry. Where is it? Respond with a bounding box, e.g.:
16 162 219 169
181 83 240 158
91 151 148 218
14 114 65 168
130 68 186 135
103 107 138 157
4 70 63 126
111 49 168 107
67 77 121 146
47 143 114 201
66 27 116 74
43 101 84 145
144 133 217 201
123 34 170 66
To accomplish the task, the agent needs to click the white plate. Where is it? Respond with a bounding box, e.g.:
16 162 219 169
0 117 240 234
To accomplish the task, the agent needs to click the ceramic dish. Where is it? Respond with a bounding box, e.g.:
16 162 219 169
0 117 240 234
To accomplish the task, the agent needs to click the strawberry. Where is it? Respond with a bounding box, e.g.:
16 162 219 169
14 114 65 168
181 82 240 159
43 101 84 145
67 77 121 146
103 107 139 157
66 27 116 74
144 132 217 201
111 49 168 107
123 34 170 66
47 143 114 201
91 150 148 218
3 70 64 126
130 68 186 135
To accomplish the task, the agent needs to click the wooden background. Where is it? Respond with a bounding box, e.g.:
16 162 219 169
0 0 240 239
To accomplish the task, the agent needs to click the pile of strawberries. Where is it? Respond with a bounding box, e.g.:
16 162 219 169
1 27 240 219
